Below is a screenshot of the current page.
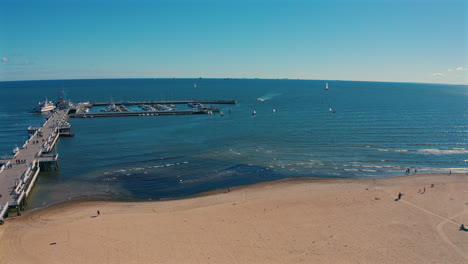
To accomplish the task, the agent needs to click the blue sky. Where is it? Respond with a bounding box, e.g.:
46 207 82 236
0 0 466 84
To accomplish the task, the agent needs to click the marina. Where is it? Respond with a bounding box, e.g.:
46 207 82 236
0 98 236 223
90 100 237 106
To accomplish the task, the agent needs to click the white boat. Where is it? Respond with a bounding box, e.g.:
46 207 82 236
257 98 265 102
34 99 56 113
325 82 329 90
252 110 256 116
101 104 118 112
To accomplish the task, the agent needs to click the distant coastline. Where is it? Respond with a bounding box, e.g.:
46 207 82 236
1 77 467 86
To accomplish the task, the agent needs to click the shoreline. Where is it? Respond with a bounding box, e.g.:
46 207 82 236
24 172 464 213
1 172 466 263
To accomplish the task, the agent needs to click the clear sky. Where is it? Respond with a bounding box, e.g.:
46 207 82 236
0 0 466 84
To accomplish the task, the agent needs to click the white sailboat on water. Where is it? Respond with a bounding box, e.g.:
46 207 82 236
325 82 329 90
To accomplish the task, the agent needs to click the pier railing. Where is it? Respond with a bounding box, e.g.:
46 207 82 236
0 162 6 174
0 202 9 222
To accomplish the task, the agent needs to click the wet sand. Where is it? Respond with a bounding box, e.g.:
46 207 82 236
0 173 466 264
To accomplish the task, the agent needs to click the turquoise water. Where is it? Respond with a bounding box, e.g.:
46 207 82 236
0 79 467 208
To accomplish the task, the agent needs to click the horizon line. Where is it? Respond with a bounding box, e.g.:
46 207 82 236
0 77 466 86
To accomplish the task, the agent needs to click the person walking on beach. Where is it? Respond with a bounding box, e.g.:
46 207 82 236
97 210 100 216
397 192 402 200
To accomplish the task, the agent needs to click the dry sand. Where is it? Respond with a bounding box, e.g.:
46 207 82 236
0 173 467 264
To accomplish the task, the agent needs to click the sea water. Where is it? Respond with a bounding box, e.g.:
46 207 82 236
0 79 466 208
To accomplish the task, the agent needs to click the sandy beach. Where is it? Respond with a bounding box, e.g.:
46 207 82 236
0 173 466 264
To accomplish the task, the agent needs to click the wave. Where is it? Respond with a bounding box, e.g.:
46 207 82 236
257 92 281 101
377 149 408 152
103 161 190 175
417 148 468 155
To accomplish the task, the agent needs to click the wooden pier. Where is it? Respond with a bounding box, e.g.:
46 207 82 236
0 109 70 223
0 98 236 223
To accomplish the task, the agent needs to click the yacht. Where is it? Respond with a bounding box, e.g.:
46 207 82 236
34 99 56 113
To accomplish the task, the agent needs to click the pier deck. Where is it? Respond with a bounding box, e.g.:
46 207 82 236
0 109 69 222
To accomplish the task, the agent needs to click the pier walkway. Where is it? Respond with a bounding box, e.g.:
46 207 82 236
0 109 69 222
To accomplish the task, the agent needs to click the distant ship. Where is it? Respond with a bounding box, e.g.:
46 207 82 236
34 99 56 113
257 98 265 102
325 82 329 90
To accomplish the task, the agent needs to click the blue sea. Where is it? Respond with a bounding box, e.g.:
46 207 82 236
0 79 467 208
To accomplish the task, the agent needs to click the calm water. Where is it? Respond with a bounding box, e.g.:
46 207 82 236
0 79 467 208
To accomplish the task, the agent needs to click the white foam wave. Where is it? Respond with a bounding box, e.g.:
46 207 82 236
103 161 190 175
417 148 468 155
377 149 408 152
257 92 281 101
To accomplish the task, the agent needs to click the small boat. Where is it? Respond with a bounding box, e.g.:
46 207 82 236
257 98 265 102
34 99 56 113
273 109 276 113
325 82 329 90
101 104 118 112
252 110 256 116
